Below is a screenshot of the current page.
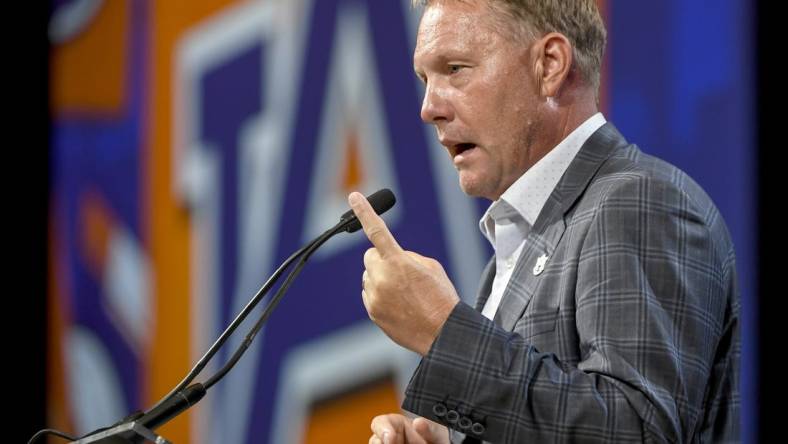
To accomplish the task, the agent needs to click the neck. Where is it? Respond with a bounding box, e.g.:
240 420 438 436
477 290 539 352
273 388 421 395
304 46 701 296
487 90 598 202
553 88 599 143
528 92 597 164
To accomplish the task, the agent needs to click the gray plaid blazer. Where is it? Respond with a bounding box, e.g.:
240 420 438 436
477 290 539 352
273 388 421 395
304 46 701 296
402 123 740 443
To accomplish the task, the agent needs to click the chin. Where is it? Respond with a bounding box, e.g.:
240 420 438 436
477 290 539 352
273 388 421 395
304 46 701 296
458 172 495 200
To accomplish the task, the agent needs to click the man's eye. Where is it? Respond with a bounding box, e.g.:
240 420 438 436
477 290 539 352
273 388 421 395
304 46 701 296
449 65 464 74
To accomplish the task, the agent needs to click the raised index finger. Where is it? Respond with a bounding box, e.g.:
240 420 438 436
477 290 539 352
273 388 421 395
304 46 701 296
348 191 402 257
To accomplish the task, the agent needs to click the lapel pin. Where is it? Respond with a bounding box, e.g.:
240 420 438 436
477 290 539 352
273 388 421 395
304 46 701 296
533 254 548 276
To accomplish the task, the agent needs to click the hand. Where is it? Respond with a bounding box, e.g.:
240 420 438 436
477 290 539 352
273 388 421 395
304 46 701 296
349 191 460 356
369 414 450 444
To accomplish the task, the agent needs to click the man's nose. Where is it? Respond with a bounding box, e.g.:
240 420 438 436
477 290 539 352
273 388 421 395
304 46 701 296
420 84 454 124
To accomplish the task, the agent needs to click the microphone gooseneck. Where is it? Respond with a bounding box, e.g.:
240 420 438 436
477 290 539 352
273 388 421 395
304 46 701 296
31 189 398 444
135 188 396 432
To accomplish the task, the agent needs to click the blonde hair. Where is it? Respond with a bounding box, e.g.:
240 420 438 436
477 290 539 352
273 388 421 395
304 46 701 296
414 0 607 94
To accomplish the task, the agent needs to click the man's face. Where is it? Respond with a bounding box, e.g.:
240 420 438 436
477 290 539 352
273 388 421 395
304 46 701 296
414 0 544 200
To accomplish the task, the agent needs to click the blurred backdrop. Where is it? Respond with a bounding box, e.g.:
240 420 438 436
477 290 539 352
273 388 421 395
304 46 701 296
23 0 762 442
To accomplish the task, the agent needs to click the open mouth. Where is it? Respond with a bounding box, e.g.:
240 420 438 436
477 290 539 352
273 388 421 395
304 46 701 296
454 143 477 156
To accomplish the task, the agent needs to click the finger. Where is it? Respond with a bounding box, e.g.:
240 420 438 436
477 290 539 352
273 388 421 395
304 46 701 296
371 415 406 444
403 422 429 444
369 436 383 444
349 192 402 258
412 417 450 444
361 269 372 315
361 288 373 318
364 247 382 271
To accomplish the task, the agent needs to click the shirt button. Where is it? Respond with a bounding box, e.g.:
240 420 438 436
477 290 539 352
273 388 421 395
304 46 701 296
506 258 515 269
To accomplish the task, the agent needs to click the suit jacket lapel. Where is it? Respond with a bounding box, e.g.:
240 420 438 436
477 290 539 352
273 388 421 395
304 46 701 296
492 123 630 331
474 256 496 312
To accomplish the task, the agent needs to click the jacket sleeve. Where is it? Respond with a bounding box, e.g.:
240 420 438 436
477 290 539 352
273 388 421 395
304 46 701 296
401 176 737 443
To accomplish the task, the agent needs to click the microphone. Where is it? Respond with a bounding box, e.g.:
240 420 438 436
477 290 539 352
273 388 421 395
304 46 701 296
339 188 396 233
68 188 399 443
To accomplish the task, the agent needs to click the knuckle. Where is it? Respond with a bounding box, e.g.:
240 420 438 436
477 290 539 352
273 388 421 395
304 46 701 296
367 226 385 242
363 248 376 262
429 257 442 270
368 304 380 320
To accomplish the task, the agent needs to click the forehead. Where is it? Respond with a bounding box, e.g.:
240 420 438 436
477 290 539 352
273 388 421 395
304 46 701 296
414 1 502 61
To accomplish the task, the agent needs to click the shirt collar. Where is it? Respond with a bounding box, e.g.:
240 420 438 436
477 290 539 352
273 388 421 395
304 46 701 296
479 113 607 245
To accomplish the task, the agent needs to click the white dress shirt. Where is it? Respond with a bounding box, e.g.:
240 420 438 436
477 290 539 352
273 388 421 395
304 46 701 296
479 113 606 320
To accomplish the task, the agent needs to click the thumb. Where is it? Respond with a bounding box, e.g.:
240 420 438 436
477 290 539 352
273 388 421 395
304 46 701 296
412 417 449 444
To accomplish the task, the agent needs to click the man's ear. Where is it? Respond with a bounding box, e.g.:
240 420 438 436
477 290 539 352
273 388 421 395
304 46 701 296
531 32 573 97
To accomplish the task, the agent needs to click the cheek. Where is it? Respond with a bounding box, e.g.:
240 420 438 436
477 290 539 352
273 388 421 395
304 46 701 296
473 93 527 142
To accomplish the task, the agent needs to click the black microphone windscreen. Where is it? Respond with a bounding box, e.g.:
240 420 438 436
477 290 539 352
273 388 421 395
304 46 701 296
341 188 397 233
367 188 396 215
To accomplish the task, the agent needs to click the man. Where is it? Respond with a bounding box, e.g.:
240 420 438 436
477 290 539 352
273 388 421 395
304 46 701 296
350 0 740 442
